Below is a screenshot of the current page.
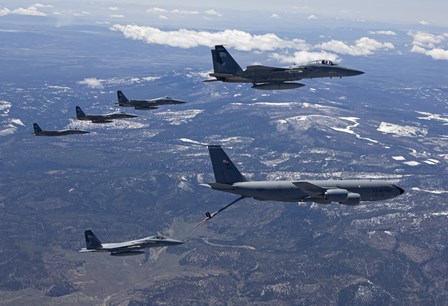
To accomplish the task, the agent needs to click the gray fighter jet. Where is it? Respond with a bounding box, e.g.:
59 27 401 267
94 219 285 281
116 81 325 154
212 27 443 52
116 90 186 110
75 106 137 123
196 145 404 225
33 123 89 136
79 230 184 256
204 45 364 90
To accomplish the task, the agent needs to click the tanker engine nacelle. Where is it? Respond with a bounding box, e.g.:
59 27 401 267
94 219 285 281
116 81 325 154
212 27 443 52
324 189 361 205
324 189 349 202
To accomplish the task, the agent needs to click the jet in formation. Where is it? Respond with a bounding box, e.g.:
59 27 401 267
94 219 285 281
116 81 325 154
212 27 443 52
196 145 404 226
204 45 364 90
75 106 137 123
116 90 187 110
33 123 89 136
79 230 184 256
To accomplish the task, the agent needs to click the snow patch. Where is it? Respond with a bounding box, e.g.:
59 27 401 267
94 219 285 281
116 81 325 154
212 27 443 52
67 119 147 130
416 111 448 124
377 122 427 137
155 109 203 125
411 187 448 194
330 117 379 143
178 138 208 146
423 159 440 165
403 161 420 166
11 119 25 126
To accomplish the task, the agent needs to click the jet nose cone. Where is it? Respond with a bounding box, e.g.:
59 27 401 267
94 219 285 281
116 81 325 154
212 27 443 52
350 69 364 76
168 239 184 245
393 185 405 195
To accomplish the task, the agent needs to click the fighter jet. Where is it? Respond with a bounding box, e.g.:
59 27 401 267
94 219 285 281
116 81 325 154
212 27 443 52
79 230 184 256
33 123 89 136
204 45 364 90
116 90 186 110
196 145 404 226
75 106 137 123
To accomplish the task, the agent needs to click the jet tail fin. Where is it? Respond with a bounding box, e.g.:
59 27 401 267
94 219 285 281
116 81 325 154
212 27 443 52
75 106 86 119
84 230 102 249
33 123 42 133
212 45 243 74
208 145 247 184
117 90 130 105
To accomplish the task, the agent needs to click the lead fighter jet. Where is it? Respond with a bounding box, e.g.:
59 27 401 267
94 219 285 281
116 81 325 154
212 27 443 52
204 45 364 90
196 145 404 226
79 230 184 256
75 106 137 123
116 90 186 110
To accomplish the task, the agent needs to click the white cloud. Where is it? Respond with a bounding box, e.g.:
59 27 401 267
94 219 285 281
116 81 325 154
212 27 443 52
205 9 222 17
419 20 429 25
307 14 318 20
0 4 47 17
147 7 167 13
34 4 53 8
422 48 448 60
78 78 103 89
409 31 448 60
108 7 119 11
368 30 396 36
78 76 160 89
147 7 198 15
271 51 340 65
111 25 309 51
315 37 394 56
111 25 397 60
271 13 280 19
110 14 124 18
159 15 168 20
172 9 199 15
73 11 89 17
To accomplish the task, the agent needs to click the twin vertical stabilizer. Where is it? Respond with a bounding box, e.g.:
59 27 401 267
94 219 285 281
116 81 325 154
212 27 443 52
211 45 243 74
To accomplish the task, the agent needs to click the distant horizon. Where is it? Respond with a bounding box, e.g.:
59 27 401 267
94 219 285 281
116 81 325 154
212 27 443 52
1 1 447 27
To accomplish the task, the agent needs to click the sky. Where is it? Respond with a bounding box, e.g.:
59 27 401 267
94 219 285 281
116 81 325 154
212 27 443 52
1 0 447 27
1 1 447 62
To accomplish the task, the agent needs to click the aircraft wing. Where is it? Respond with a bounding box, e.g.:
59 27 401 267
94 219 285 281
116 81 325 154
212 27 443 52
78 248 97 253
101 241 143 250
292 181 327 196
245 65 289 72
135 106 158 110
91 119 113 123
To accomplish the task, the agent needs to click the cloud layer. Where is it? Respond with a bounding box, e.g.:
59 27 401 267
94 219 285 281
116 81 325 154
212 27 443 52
0 3 51 17
111 25 308 51
316 37 395 56
409 31 448 60
111 25 397 65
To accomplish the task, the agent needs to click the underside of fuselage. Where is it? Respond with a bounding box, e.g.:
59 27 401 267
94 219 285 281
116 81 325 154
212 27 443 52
210 180 402 204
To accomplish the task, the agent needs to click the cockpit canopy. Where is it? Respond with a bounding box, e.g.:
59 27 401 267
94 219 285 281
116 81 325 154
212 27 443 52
292 60 338 68
153 235 166 240
317 60 336 65
312 60 337 66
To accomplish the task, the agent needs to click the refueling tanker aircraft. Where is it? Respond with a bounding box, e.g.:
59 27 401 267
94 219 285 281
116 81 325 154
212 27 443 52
195 145 404 226
116 90 186 110
79 230 184 256
204 45 364 90
75 106 137 123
